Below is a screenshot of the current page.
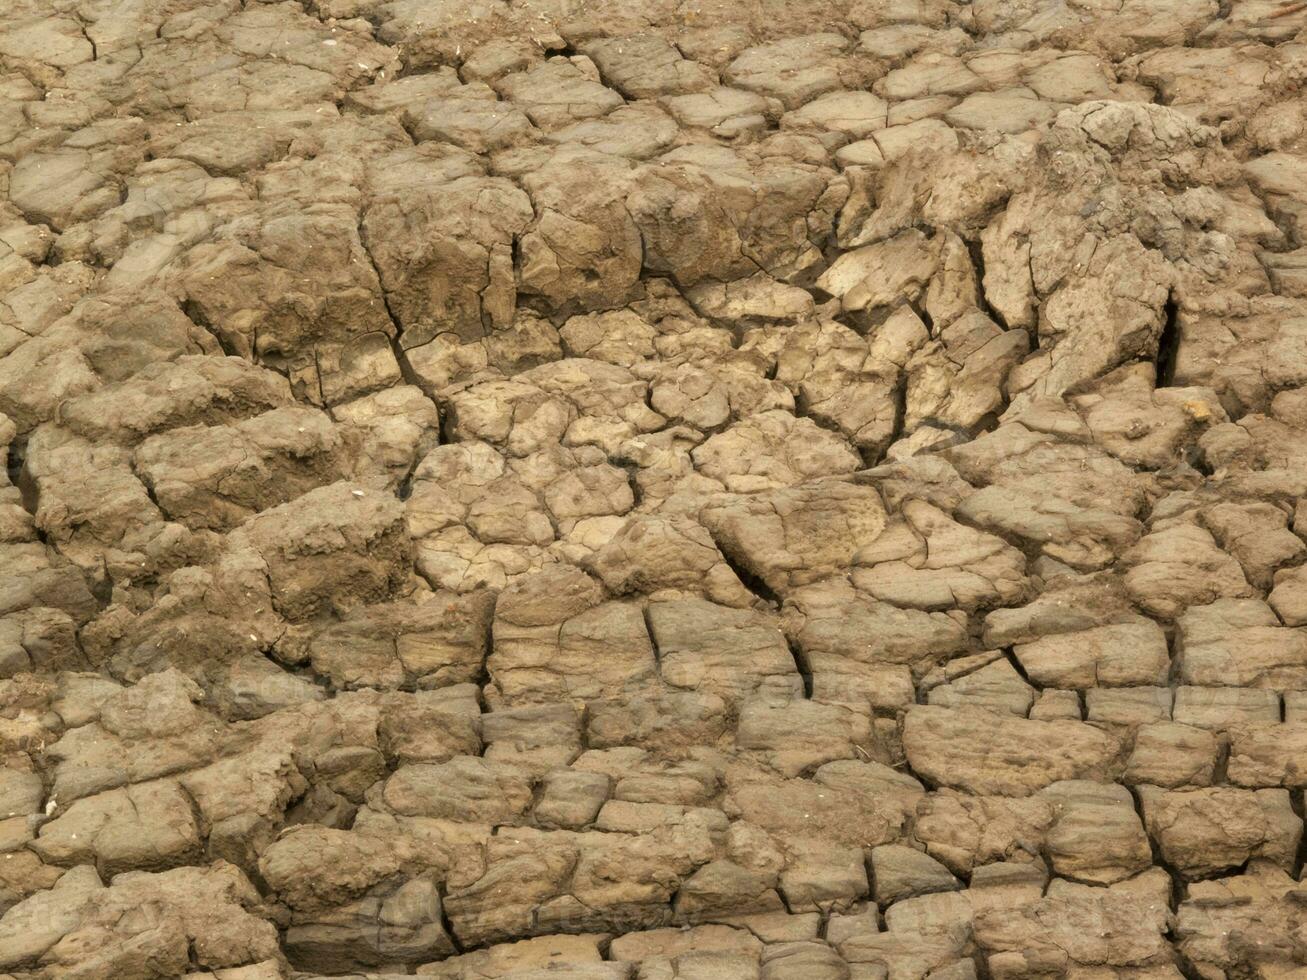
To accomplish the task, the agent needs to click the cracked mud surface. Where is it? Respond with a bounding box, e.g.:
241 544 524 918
5 0 1307 978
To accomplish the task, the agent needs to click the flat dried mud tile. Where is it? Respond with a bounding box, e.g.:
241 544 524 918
902 705 1126 796
699 480 889 596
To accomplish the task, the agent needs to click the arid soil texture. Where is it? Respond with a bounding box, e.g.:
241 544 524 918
4 0 1307 977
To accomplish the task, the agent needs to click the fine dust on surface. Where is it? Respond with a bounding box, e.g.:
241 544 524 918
2 0 1307 977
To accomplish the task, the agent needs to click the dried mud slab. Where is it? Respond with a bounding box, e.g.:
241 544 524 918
4 0 1307 978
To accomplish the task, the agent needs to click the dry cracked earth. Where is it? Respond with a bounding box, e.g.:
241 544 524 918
9 0 1307 978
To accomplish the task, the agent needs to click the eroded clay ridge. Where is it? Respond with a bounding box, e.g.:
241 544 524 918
4 0 1307 977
